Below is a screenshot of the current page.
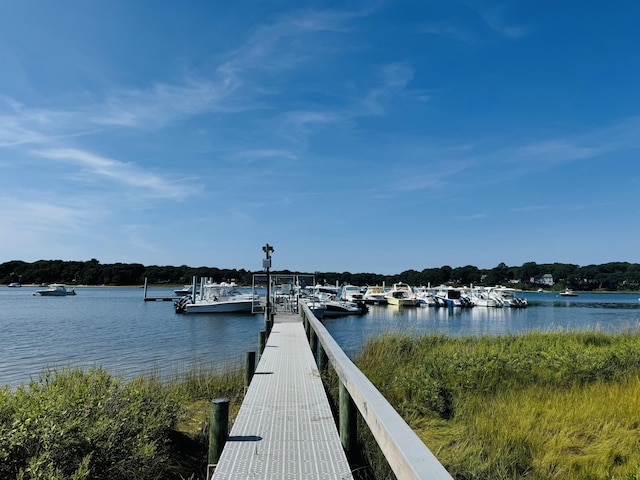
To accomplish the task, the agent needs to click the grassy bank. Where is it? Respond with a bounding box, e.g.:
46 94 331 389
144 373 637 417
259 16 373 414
6 331 640 479
0 365 245 480
354 331 640 479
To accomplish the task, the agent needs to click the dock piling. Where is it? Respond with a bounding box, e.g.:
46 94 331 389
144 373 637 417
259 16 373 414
245 351 256 387
208 398 229 466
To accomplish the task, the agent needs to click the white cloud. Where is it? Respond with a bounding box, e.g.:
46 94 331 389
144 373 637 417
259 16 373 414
30 148 194 199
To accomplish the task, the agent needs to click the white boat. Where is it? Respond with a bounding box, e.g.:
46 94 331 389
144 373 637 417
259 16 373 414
310 289 364 316
559 289 578 297
434 286 474 308
8 282 21 288
468 287 502 307
305 301 327 319
34 284 77 296
384 283 417 306
173 285 198 297
177 281 257 314
488 286 528 307
340 285 364 302
362 285 388 304
413 286 446 307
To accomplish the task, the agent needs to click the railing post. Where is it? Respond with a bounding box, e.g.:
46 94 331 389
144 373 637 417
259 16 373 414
245 351 256 387
339 382 357 457
258 330 266 357
208 397 229 465
265 318 273 338
317 342 328 372
310 328 318 356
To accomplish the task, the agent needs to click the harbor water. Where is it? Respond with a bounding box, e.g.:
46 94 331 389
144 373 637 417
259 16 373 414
2 287 640 389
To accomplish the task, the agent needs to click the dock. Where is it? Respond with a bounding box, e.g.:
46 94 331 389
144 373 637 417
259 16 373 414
211 312 353 479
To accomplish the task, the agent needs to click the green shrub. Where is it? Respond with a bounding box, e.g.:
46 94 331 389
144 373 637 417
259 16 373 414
0 367 179 480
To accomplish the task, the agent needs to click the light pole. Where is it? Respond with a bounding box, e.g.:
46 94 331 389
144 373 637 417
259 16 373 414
262 243 274 327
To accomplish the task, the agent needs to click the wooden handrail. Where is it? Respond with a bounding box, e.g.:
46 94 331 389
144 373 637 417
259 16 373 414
301 302 453 480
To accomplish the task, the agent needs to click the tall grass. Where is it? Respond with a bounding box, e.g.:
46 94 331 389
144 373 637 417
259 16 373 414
354 331 640 480
0 364 245 480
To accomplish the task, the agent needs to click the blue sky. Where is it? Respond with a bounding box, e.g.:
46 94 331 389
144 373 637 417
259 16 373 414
1 1 639 275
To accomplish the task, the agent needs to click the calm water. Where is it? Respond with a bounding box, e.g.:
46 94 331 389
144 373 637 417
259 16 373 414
2 287 640 389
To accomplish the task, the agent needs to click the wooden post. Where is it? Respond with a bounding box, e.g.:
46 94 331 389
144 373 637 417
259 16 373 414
310 328 318 354
339 382 357 457
245 351 256 387
258 330 266 357
265 318 273 338
317 342 328 373
208 398 229 465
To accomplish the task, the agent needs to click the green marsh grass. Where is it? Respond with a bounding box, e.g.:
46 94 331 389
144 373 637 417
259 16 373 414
352 331 640 479
0 364 245 480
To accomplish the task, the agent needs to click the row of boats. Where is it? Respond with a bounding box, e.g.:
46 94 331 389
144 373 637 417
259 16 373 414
334 283 528 309
173 280 528 317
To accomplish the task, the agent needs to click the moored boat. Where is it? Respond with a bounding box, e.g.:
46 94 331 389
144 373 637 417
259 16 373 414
362 285 388 304
560 289 578 297
173 285 198 296
176 281 258 314
385 282 417 306
488 286 528 307
34 284 77 296
340 285 364 302
434 286 474 308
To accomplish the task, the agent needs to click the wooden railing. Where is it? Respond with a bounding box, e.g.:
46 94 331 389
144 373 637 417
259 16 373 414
300 302 453 480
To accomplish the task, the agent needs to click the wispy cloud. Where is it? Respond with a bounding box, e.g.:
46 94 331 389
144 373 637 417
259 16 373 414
30 148 194 199
477 5 528 39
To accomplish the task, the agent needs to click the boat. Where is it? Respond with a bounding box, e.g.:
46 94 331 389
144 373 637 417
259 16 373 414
487 286 528 308
340 285 364 302
434 286 474 308
7 282 21 288
384 283 418 306
362 285 388 304
176 281 258 314
34 284 77 296
305 300 327 319
468 286 502 307
413 286 445 307
560 289 578 297
309 288 365 316
173 285 198 297
323 299 363 316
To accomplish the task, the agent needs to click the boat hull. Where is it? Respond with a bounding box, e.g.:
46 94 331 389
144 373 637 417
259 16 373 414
386 297 417 306
185 300 254 313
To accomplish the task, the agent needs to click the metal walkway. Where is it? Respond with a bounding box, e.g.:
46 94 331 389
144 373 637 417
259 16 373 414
211 313 353 479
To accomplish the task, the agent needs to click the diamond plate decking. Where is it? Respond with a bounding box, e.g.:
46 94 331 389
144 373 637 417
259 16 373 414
211 313 354 479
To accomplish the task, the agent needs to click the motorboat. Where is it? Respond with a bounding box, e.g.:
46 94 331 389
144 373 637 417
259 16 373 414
560 289 578 297
323 299 363 316
176 281 258 314
8 282 21 288
487 286 528 307
310 289 365 316
384 283 417 306
34 284 77 296
434 286 474 308
468 287 502 307
340 285 364 302
305 300 327 319
362 285 388 304
413 286 445 307
173 285 199 297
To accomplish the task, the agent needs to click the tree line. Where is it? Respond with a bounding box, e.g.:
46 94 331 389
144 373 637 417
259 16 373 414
3 259 640 291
